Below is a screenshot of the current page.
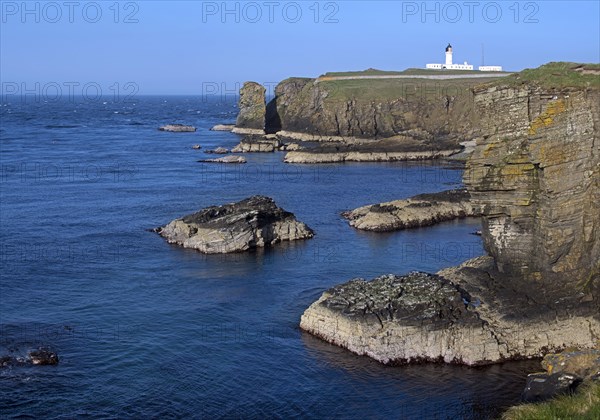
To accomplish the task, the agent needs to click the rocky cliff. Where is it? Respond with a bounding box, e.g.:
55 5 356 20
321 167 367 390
235 82 266 131
466 63 600 295
264 75 493 145
300 63 600 365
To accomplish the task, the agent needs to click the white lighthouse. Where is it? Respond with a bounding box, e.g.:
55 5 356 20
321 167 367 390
426 43 474 70
445 43 453 66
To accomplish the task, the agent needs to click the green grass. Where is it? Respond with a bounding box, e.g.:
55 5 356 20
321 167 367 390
321 67 508 77
318 77 499 101
502 381 600 420
493 62 600 89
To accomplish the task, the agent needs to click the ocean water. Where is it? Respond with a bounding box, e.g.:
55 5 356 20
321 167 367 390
0 97 537 419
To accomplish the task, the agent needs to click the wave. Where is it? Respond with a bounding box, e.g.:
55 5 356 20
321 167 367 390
44 125 80 129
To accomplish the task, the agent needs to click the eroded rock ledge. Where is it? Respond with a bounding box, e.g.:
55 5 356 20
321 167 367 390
300 257 600 366
343 189 482 232
155 196 313 254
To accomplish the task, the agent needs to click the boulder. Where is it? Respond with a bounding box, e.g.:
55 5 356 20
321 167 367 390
155 196 314 254
521 372 582 403
542 349 600 380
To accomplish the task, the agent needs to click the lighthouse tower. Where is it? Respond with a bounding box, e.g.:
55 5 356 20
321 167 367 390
445 43 453 67
425 43 474 70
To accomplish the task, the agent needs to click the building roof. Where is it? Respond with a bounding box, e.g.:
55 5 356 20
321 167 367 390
446 43 452 52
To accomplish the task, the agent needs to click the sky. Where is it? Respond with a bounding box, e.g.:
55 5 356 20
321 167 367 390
1 0 599 94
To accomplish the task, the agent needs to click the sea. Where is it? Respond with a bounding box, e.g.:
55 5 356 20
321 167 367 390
0 96 538 419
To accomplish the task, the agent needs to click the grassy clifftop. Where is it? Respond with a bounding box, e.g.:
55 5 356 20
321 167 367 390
321 68 507 77
319 77 497 101
490 62 600 89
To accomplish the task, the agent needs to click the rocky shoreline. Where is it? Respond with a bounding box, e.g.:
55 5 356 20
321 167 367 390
301 256 600 366
159 124 197 132
343 189 481 231
299 63 600 368
283 148 461 163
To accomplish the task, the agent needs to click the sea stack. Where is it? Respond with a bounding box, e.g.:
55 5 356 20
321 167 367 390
235 82 266 133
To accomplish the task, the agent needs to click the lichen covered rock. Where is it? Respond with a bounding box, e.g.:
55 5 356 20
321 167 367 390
236 82 266 131
466 72 600 295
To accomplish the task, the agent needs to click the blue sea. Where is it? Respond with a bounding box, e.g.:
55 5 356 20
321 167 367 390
0 96 537 419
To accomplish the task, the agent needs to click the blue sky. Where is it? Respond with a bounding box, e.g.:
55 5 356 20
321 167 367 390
1 1 599 94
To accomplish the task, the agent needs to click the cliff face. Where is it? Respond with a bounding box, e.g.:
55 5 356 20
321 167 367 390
466 83 600 295
299 63 600 366
265 77 488 144
236 82 266 130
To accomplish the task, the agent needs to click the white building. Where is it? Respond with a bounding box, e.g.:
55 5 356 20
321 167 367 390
479 65 503 72
426 44 474 70
425 44 503 71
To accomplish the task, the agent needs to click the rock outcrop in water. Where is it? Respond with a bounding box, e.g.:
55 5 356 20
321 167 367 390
155 196 314 254
0 348 59 368
301 256 600 366
159 124 197 132
300 271 502 365
301 63 600 365
198 155 247 164
235 82 266 131
343 189 481 231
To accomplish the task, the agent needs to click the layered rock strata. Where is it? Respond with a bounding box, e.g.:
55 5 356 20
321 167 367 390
156 196 313 254
301 63 600 365
343 189 481 231
235 82 266 131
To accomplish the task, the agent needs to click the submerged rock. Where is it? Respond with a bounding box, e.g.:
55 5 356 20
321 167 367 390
158 124 197 132
155 196 314 254
29 348 59 365
343 189 481 232
198 155 247 164
0 348 59 368
205 147 230 154
192 144 202 150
